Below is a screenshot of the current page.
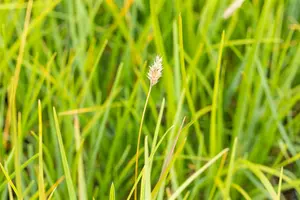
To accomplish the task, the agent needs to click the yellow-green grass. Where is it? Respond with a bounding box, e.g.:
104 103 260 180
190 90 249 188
0 0 300 199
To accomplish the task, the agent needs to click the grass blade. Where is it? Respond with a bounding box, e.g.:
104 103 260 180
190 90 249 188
38 100 46 199
0 163 19 198
144 136 151 200
109 183 115 200
168 148 229 200
53 107 77 199
277 167 283 200
224 137 238 198
74 116 87 200
210 31 225 156
88 63 123 187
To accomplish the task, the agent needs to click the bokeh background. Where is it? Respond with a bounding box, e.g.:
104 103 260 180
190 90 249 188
0 0 300 199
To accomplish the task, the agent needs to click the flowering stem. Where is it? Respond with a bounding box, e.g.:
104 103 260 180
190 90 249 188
134 84 152 200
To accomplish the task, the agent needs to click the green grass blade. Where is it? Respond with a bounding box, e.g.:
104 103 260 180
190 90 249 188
144 136 151 200
53 107 77 199
38 100 45 199
109 183 115 200
255 58 298 164
224 137 238 199
277 167 283 200
210 31 225 156
88 63 123 188
242 160 277 199
74 116 87 200
168 148 229 200
0 163 19 198
149 98 165 172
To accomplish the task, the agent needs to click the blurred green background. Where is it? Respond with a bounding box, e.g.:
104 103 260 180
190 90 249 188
0 0 300 199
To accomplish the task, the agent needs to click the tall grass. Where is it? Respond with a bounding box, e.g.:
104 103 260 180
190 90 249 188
0 0 300 199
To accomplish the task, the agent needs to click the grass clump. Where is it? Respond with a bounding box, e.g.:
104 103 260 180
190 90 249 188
0 0 300 199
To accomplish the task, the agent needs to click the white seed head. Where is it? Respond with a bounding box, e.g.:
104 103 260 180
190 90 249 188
147 55 163 86
223 0 245 19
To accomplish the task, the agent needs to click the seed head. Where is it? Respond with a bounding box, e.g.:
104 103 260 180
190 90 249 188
147 55 163 86
223 0 245 19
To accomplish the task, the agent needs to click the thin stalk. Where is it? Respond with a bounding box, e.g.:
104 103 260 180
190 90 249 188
38 100 45 199
134 85 152 200
277 167 283 200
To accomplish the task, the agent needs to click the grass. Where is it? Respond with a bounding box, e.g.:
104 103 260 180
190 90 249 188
0 0 300 199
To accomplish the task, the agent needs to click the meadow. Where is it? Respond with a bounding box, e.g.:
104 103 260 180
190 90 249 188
0 0 300 199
